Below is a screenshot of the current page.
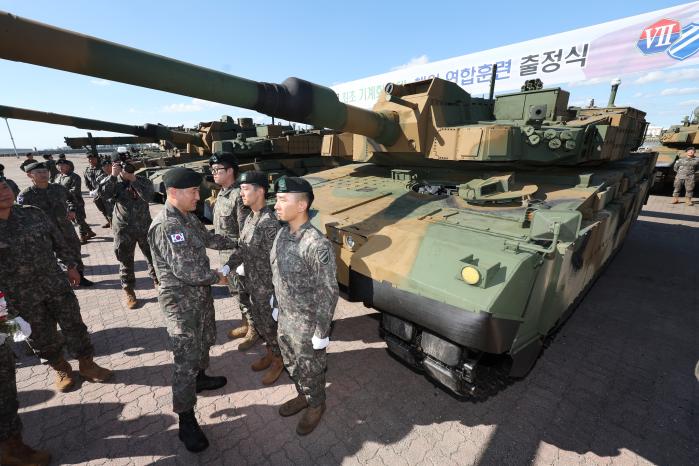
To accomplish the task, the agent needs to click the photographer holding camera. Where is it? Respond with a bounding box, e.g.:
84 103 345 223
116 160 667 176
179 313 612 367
98 151 159 309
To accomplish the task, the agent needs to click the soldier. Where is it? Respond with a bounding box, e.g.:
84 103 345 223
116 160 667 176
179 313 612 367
56 158 97 244
84 152 111 228
17 162 94 287
98 158 115 224
0 164 19 197
208 152 257 349
271 176 339 436
672 146 699 205
224 171 283 385
0 178 112 393
19 152 34 172
148 167 236 452
99 155 158 309
41 154 59 182
0 338 51 466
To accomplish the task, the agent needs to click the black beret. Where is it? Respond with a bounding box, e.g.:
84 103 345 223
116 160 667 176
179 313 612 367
24 161 47 172
686 146 695 151
0 164 4 171
56 158 70 165
208 151 239 169
274 176 313 194
101 158 113 167
237 170 269 190
86 152 98 158
163 167 203 189
41 154 52 160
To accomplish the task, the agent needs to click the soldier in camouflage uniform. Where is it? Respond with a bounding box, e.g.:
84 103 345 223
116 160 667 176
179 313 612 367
0 164 19 197
148 167 236 453
99 156 157 309
271 176 339 436
224 171 283 385
19 153 35 172
56 158 96 243
0 178 112 394
84 153 111 228
208 152 257 349
17 162 94 287
672 146 699 205
41 154 59 182
98 158 115 223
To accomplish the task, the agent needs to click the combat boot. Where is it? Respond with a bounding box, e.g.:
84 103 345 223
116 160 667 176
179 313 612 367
101 221 111 228
0 433 51 466
237 326 259 351
79 273 94 287
672 196 680 204
227 316 249 339
80 234 89 244
251 346 274 372
296 403 326 436
686 197 693 206
124 287 138 309
87 230 97 239
261 356 284 386
78 356 113 383
178 409 209 452
195 370 227 393
278 394 308 417
49 357 76 392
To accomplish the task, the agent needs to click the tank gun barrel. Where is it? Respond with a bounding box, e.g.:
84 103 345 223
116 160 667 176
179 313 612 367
0 11 400 146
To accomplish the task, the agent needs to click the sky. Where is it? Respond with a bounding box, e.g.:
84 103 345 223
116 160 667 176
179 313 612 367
0 0 698 149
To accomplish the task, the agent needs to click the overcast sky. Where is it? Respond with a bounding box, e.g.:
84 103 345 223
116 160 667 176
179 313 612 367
0 0 697 149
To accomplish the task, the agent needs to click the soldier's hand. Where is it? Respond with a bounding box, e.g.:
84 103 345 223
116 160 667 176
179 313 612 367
67 267 80 287
67 211 76 222
111 163 122 177
215 271 228 285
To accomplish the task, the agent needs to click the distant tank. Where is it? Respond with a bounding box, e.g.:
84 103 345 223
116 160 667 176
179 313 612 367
0 12 657 397
653 107 699 190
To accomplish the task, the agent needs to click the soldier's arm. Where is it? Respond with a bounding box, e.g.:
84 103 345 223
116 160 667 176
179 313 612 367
197 217 237 250
83 169 95 191
674 159 681 172
159 221 220 286
99 175 118 200
130 175 154 202
307 239 339 339
59 185 76 212
67 176 82 203
39 208 79 268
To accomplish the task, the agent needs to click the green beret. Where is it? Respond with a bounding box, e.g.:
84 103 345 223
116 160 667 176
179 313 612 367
163 167 203 189
24 161 47 172
237 170 269 190
274 176 313 194
208 151 239 169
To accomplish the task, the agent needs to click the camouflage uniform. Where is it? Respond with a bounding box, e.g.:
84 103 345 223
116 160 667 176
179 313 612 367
0 205 93 364
271 221 339 407
56 171 91 236
213 186 251 318
100 174 157 288
16 184 85 273
44 159 59 183
148 202 236 413
0 340 21 442
227 206 281 355
84 164 111 223
673 157 699 197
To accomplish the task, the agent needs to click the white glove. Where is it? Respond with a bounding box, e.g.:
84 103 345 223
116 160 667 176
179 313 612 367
312 335 329 350
89 189 98 198
272 307 279 322
218 265 230 276
235 264 245 277
12 316 32 342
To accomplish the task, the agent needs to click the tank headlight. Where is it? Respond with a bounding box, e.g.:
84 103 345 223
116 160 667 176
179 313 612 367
345 235 356 250
461 266 481 285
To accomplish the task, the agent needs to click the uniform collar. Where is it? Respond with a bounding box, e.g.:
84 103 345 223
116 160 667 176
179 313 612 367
284 220 313 242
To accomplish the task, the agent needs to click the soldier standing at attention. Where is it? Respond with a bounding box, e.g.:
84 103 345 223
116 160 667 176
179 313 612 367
224 171 284 385
56 158 97 244
17 162 94 287
208 152 257 349
84 153 111 228
100 155 158 309
41 154 59 182
148 167 235 452
672 146 699 205
271 176 339 436
0 178 112 393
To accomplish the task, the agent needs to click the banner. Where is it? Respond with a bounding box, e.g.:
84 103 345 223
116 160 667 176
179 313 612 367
332 2 699 108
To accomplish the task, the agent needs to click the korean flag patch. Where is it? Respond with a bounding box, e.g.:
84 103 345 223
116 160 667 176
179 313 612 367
170 232 185 243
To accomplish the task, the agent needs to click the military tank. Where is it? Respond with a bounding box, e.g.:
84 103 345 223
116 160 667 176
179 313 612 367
0 11 657 398
653 107 699 191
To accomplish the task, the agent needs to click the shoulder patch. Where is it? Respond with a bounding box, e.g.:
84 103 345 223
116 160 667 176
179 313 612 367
316 246 330 265
265 227 277 240
169 232 185 243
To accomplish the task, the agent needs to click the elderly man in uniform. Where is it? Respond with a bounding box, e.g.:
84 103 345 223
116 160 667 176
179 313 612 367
208 152 257 349
148 167 236 452
56 158 97 244
17 162 94 287
672 146 699 205
224 171 283 385
0 164 19 197
84 152 112 228
100 155 158 309
271 176 339 435
0 178 112 393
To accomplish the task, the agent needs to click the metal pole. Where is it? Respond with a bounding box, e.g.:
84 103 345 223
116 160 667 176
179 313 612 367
3 117 19 158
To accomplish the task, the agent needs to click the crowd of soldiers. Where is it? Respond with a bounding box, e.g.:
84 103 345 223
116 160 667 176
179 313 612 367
0 150 339 463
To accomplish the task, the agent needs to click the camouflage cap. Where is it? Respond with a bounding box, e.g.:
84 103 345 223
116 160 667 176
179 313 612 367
24 161 47 172
163 167 202 189
208 151 239 170
237 170 269 190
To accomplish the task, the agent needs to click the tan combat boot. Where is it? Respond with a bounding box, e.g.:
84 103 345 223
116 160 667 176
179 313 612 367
278 394 308 417
78 356 113 383
227 317 249 340
296 403 326 436
686 197 693 206
124 287 137 309
672 196 680 204
0 433 51 466
261 356 284 385
251 346 274 372
237 326 259 351
49 357 76 392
